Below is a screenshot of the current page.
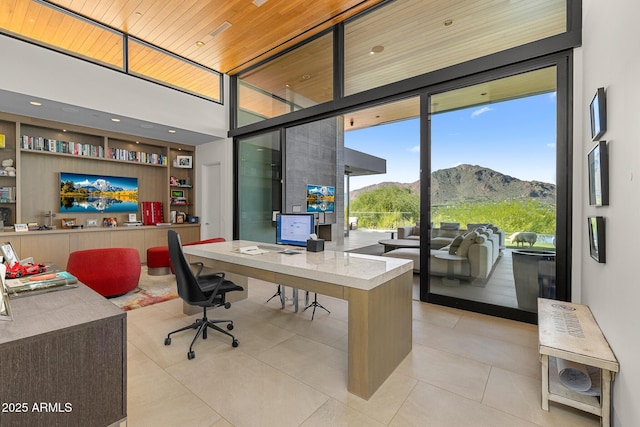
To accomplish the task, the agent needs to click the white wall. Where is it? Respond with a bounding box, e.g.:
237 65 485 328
0 36 227 138
579 1 640 425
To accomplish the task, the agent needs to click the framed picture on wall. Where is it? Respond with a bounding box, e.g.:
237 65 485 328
590 87 607 140
588 141 609 206
175 155 192 169
588 216 606 263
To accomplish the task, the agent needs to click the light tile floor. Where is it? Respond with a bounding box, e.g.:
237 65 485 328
126 279 599 427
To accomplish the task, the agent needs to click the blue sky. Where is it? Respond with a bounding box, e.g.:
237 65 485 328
345 93 557 190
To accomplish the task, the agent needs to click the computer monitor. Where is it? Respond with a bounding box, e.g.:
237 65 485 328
276 213 315 246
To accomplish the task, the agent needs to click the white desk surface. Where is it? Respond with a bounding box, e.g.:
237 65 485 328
183 240 413 291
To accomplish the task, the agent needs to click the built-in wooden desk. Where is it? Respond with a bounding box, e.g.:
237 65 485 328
0 284 126 426
184 240 414 400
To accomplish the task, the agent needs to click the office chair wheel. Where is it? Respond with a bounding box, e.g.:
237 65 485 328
227 323 234 331
164 337 171 346
224 302 231 309
187 351 195 360
232 339 239 348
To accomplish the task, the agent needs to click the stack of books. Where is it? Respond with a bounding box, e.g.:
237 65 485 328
5 270 78 297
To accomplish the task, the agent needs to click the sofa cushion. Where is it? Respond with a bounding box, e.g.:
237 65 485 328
413 225 420 236
457 231 478 257
448 235 464 255
382 248 420 272
440 222 460 230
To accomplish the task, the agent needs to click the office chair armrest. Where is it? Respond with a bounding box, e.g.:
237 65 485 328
189 261 205 277
189 261 226 280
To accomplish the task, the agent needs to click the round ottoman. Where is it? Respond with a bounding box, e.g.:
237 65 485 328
147 246 171 276
67 248 141 297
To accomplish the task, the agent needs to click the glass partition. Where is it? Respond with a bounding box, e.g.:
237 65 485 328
128 39 222 102
237 132 282 243
0 0 123 69
344 0 566 96
237 32 333 127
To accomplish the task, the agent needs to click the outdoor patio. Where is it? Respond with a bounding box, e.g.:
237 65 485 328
341 228 527 311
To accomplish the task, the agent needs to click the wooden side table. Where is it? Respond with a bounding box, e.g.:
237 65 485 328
538 298 619 427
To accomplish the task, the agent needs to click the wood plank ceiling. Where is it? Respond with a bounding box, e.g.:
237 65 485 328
36 0 384 75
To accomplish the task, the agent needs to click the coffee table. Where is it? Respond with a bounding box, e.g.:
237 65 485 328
378 238 420 253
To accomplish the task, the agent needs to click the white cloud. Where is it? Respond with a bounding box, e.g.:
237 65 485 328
471 106 493 118
409 145 420 153
547 143 556 148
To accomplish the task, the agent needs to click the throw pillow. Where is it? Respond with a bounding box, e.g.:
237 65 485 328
414 225 420 236
457 231 478 257
448 235 464 255
475 234 487 244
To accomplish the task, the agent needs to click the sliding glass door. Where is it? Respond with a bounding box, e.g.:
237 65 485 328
423 63 570 321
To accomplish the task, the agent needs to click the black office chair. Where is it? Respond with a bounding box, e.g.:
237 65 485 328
164 230 243 360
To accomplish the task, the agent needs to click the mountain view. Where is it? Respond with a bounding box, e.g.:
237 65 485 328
74 178 126 193
350 164 556 205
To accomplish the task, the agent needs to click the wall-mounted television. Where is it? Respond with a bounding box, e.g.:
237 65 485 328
276 213 315 246
588 216 605 263
590 87 607 140
306 185 335 213
60 172 138 213
588 141 609 206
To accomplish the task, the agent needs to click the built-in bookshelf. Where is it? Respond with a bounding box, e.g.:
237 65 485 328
0 112 197 226
169 148 195 222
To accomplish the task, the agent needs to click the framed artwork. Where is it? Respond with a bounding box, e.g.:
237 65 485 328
590 87 607 141
588 216 606 263
306 185 335 213
128 213 137 222
14 224 28 232
86 218 98 227
171 190 184 198
0 242 19 266
103 217 118 228
175 155 192 169
588 141 609 206
60 172 138 213
61 218 77 229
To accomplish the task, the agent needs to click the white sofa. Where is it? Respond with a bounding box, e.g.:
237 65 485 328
383 230 496 281
397 222 463 249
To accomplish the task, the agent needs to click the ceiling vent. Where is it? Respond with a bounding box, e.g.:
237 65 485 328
209 21 232 38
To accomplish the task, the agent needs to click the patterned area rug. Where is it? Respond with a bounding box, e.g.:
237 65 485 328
110 267 178 311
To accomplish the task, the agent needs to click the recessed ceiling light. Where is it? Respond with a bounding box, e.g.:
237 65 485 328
196 40 205 47
135 141 140 144
301 74 311 80
135 12 142 17
140 124 154 129
253 0 269 6
30 101 42 106
168 129 176 134
62 129 67 132
111 118 121 122
370 45 384 55
444 19 453 26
